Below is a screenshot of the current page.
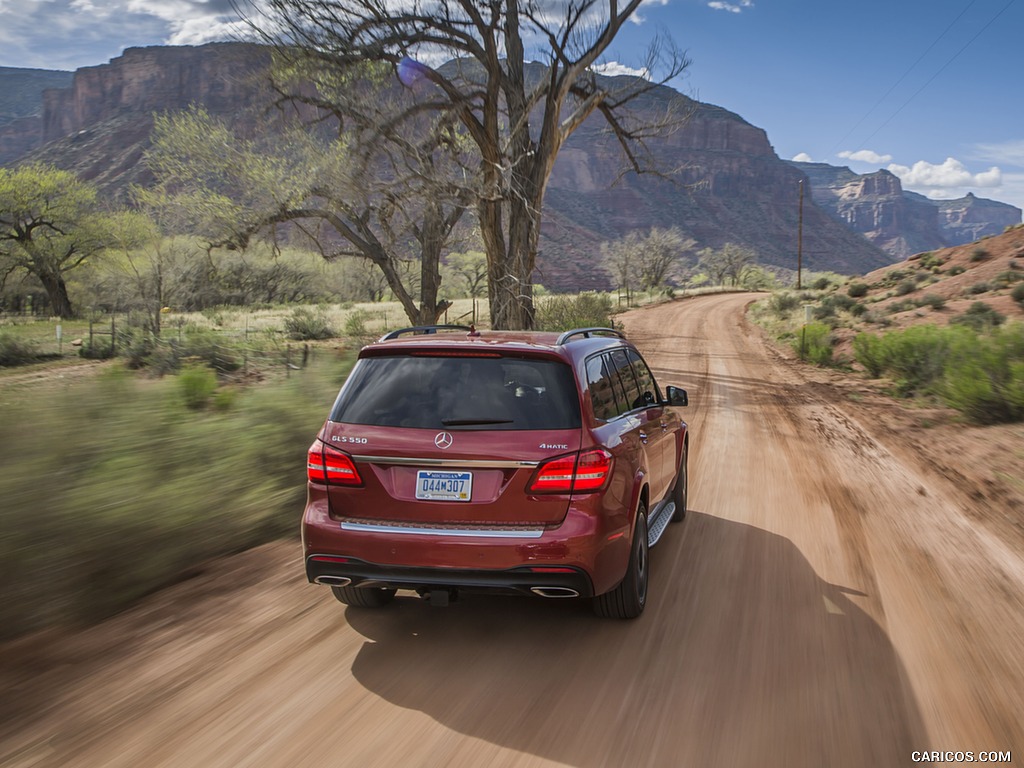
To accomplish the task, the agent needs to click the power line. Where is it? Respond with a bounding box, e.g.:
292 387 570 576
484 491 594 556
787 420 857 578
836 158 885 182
828 0 980 157
854 0 1015 155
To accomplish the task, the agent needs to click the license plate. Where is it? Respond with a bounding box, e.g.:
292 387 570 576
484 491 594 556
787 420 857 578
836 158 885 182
415 470 473 502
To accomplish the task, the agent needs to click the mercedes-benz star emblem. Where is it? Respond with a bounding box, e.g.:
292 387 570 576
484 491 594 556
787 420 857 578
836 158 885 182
434 431 454 450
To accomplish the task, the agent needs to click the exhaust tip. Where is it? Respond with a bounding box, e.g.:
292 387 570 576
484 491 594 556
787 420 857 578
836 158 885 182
315 575 352 587
530 586 580 598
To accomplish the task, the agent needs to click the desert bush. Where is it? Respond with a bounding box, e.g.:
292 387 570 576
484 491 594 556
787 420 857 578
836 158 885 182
896 280 917 296
942 324 1024 424
178 364 218 409
969 248 990 262
0 356 354 640
916 294 946 310
847 282 869 298
1013 283 1024 305
853 332 887 377
951 302 1006 332
849 302 867 317
948 265 966 276
880 324 952 395
535 292 615 331
78 339 116 360
0 333 39 366
769 291 800 316
812 277 831 291
792 322 834 366
994 271 1023 288
967 282 991 295
343 309 370 338
285 307 335 341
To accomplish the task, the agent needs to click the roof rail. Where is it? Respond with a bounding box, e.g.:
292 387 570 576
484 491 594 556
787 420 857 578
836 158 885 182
555 327 626 345
378 324 474 341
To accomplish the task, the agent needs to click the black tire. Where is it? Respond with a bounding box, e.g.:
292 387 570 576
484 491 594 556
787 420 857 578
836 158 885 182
331 585 397 608
593 503 649 619
671 444 688 522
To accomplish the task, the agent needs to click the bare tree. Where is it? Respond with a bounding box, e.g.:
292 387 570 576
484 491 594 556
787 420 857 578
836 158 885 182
241 0 690 328
602 227 693 302
697 243 757 286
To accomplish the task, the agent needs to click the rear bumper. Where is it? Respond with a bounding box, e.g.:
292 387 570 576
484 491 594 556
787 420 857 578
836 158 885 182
302 492 632 596
306 556 594 597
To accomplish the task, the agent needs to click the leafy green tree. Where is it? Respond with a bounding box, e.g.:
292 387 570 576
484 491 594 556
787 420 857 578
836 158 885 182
0 165 116 317
444 251 489 299
146 98 469 326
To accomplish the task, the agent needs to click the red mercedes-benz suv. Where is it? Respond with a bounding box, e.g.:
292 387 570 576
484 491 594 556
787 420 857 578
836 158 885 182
303 325 689 618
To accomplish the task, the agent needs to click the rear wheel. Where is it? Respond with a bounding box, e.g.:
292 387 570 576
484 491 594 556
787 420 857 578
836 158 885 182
331 585 396 608
594 503 649 619
671 444 688 522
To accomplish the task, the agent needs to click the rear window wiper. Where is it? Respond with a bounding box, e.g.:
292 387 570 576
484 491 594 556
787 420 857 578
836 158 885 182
441 418 514 426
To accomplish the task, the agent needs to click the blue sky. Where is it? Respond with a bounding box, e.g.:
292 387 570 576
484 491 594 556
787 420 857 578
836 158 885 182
2 0 1022 212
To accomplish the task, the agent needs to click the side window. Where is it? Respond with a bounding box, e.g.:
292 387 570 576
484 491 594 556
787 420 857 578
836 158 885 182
585 354 619 421
609 349 643 414
626 348 661 406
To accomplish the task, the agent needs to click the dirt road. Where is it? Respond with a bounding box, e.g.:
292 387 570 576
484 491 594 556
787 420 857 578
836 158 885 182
3 293 1022 767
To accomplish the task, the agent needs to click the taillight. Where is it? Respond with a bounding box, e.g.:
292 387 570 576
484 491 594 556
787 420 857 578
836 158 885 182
307 441 362 486
528 449 612 494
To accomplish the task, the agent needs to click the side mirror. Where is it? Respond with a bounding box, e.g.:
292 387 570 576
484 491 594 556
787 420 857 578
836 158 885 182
665 386 688 407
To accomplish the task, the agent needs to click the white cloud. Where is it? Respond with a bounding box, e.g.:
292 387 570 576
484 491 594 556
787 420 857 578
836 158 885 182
708 0 753 13
837 149 892 164
792 152 815 162
888 157 1001 190
592 61 650 78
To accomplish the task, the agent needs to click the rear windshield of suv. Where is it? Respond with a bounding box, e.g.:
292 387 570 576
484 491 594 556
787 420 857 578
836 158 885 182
331 354 582 430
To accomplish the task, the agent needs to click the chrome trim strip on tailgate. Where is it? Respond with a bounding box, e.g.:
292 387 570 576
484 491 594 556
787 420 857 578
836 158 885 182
340 521 545 538
352 454 539 469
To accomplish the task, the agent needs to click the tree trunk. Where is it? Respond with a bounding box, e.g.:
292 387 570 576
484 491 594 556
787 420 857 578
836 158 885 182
37 271 75 318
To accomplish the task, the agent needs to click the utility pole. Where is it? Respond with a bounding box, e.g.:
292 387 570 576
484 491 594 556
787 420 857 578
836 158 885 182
797 179 804 290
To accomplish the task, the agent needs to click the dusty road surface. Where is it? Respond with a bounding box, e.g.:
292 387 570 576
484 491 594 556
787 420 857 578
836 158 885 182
3 293 1022 767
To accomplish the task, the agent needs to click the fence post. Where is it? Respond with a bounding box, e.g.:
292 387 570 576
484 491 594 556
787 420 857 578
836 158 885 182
110 315 116 355
286 344 291 377
302 343 309 368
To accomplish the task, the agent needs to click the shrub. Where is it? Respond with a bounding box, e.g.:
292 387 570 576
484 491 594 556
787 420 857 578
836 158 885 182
812 277 831 291
942 324 1024 424
994 271 1023 288
896 280 917 296
849 301 867 317
792 322 834 366
967 282 991 295
951 302 1006 332
178 364 218 410
948 265 966 276
882 324 953 395
769 291 800 316
853 332 887 377
79 339 115 360
0 333 39 366
1013 283 1024 305
535 292 615 331
847 282 869 298
917 294 946 310
285 307 335 341
969 248 990 262
343 309 369 338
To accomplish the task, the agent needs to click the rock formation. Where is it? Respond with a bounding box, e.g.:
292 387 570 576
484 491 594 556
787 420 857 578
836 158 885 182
790 161 1022 259
2 44 896 289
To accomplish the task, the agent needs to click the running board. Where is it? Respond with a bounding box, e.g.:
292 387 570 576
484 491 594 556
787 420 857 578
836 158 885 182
647 499 675 548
